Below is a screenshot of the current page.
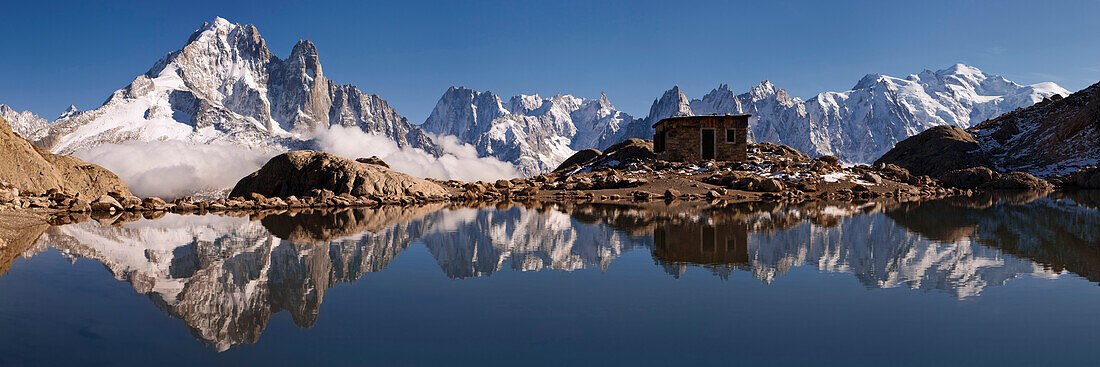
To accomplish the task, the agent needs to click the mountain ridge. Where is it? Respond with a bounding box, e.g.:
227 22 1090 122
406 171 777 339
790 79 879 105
18 17 442 157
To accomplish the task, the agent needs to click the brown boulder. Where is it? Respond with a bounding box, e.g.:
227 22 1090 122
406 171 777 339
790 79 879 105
599 139 656 165
229 150 448 199
355 156 390 168
0 116 130 199
978 172 1052 190
141 197 167 210
874 125 988 178
1060 166 1100 189
552 148 602 172
90 195 123 212
816 155 840 167
759 179 784 192
939 167 998 189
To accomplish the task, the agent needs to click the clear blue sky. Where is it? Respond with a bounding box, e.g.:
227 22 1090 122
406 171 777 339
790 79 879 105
2 0 1097 123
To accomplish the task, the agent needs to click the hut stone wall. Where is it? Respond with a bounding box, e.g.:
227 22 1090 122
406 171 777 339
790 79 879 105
654 115 749 162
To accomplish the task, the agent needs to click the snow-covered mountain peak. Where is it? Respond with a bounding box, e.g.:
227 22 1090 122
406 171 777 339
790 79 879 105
938 63 986 79
31 17 441 157
751 80 777 95
646 85 692 120
853 73 887 90
607 64 1066 165
597 91 612 107
58 105 79 119
422 87 636 175
0 104 49 141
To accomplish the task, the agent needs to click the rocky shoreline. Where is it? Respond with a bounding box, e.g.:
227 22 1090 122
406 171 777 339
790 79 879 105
5 142 1080 227
2 113 1095 229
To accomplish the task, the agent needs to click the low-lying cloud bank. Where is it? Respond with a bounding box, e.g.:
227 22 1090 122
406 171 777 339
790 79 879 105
73 127 519 199
73 141 275 200
311 125 519 182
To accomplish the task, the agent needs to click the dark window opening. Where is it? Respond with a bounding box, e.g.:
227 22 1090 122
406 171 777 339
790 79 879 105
702 227 716 253
655 130 666 153
726 128 737 143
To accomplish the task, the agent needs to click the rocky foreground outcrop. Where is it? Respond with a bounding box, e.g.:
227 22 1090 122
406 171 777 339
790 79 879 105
873 125 988 178
876 81 1100 181
229 150 448 199
0 115 130 207
1057 166 1100 189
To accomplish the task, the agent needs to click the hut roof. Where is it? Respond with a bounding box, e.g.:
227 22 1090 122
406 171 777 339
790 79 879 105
653 114 752 128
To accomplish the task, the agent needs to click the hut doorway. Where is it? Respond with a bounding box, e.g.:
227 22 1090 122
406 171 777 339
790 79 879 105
701 129 715 160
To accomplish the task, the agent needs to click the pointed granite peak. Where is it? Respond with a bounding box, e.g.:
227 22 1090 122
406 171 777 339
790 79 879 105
186 16 238 44
287 40 322 78
59 105 79 119
597 91 612 106
290 39 318 58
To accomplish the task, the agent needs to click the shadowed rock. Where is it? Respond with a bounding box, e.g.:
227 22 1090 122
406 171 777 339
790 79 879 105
553 148 601 172
874 125 987 178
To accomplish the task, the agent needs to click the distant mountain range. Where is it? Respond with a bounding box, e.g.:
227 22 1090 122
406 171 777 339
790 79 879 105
0 17 1070 177
420 87 635 175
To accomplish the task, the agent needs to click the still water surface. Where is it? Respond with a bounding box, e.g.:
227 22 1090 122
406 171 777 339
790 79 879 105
1 191 1099 366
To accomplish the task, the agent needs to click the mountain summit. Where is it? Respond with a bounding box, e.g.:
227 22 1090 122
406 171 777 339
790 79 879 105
612 64 1067 164
421 87 635 175
26 17 440 156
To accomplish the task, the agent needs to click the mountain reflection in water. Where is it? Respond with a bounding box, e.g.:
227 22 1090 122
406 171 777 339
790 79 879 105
14 190 1100 351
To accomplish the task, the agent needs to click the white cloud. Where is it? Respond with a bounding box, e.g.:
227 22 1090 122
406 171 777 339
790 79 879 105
311 125 519 182
73 141 276 200
70 127 518 200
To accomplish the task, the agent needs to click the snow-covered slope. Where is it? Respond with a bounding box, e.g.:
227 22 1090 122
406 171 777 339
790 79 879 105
0 104 49 142
969 81 1100 176
615 64 1067 164
31 17 440 156
420 87 636 175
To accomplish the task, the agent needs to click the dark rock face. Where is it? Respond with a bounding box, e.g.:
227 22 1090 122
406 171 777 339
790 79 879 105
874 125 987 178
969 81 1099 176
877 82 1099 180
355 156 389 168
1060 166 1100 189
978 172 1052 191
553 149 602 172
229 150 447 199
601 138 656 164
940 167 998 189
552 139 656 173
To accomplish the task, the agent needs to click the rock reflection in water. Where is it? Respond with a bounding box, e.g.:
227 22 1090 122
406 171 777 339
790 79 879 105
14 191 1100 351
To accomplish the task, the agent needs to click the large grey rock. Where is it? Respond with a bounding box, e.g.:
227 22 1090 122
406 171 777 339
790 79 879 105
229 150 448 199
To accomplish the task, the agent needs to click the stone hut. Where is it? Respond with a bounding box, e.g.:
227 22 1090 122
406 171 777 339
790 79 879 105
652 220 749 266
653 114 749 162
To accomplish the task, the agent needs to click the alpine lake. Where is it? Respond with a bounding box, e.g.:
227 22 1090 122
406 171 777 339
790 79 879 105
1 190 1099 366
